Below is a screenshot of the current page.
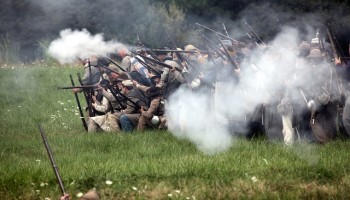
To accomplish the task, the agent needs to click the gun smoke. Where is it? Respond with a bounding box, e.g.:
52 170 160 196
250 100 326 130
48 29 125 64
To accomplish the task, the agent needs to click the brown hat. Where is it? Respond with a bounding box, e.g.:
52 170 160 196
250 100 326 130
184 44 198 52
81 190 100 200
105 65 120 74
307 49 323 58
118 72 129 80
299 41 310 50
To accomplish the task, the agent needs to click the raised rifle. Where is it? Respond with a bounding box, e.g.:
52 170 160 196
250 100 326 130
242 19 266 48
195 22 241 45
135 53 182 73
69 75 88 131
216 33 239 69
151 49 210 54
326 27 347 64
38 124 68 199
200 34 228 62
129 52 162 76
136 35 162 62
105 56 127 72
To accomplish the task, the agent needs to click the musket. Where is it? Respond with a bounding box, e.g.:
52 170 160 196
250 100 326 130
77 73 95 117
216 33 239 69
195 22 240 45
326 27 347 64
136 35 162 62
104 83 127 110
200 34 228 61
151 49 210 54
38 124 68 199
130 53 162 76
69 75 88 131
135 52 182 73
105 56 126 72
242 19 266 48
222 23 229 38
58 85 99 90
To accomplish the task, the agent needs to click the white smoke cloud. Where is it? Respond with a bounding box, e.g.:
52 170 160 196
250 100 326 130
166 25 330 154
48 28 125 64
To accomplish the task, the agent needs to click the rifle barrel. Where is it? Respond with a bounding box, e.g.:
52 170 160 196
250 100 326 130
57 85 98 90
38 124 66 196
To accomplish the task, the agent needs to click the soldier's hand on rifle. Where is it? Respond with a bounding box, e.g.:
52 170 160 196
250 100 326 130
335 57 341 65
91 95 97 103
60 193 70 200
72 88 82 94
140 106 145 113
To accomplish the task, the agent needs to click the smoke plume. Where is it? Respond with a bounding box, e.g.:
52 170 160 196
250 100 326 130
48 29 125 64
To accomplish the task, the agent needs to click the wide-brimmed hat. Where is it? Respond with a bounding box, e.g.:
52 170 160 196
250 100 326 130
307 49 324 58
122 80 133 87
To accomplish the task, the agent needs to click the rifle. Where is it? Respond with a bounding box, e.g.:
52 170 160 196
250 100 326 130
77 73 95 117
58 85 99 90
200 34 228 62
105 56 127 72
151 49 210 54
326 27 347 64
195 22 241 45
38 124 68 199
216 33 239 69
69 75 88 131
135 53 182 73
242 19 266 48
136 35 162 62
130 53 162 76
222 23 229 38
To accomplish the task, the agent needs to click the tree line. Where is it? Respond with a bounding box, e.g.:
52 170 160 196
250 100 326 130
0 0 349 64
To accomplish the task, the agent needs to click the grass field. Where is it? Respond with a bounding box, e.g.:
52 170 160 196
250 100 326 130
0 64 350 200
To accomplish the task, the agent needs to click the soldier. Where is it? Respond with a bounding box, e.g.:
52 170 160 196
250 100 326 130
136 85 164 131
306 48 338 144
118 80 150 132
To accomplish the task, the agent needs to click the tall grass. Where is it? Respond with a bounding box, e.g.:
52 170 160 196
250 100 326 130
0 34 20 64
0 66 349 199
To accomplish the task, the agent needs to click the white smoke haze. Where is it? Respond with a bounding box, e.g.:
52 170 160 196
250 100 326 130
166 25 329 154
48 29 126 64
167 87 233 155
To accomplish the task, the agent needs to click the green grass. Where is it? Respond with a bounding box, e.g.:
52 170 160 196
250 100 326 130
0 64 350 200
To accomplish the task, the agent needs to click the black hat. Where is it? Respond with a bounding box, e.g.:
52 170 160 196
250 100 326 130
145 86 162 98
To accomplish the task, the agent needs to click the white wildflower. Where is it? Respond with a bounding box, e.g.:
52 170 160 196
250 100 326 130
76 192 83 197
40 182 45 187
186 197 190 200
18 106 22 108
168 193 173 197
105 180 113 185
175 190 180 193
45 198 51 200
132 186 137 191
251 176 258 183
